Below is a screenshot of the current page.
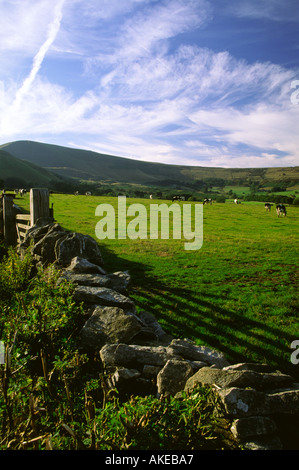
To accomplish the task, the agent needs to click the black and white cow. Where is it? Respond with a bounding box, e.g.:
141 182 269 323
265 203 272 211
276 204 287 217
172 195 184 202
203 198 212 205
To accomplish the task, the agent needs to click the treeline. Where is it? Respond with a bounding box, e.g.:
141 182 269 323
243 193 296 205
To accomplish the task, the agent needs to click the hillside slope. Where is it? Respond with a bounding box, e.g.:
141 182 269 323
0 148 65 187
1 140 299 186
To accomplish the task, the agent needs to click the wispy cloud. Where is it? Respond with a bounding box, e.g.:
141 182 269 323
13 0 65 107
226 0 299 22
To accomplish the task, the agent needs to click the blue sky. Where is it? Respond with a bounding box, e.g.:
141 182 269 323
0 0 299 168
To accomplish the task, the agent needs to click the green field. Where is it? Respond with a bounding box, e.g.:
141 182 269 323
18 193 299 379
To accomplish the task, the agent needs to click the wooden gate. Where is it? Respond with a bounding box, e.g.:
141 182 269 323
1 188 50 245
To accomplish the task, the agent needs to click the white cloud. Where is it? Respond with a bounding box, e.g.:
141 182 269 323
227 0 299 22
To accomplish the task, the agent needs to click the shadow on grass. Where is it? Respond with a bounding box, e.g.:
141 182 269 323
99 242 299 380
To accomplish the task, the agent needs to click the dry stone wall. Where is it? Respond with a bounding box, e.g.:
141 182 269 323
19 219 299 450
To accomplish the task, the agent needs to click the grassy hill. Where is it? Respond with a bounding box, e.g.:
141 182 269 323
2 140 299 187
0 148 64 188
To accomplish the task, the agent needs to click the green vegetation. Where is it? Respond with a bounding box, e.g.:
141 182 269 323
0 248 234 450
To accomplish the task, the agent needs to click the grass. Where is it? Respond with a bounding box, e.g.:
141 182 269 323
17 193 299 379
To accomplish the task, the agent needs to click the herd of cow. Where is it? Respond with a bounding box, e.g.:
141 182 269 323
174 195 287 216
265 203 287 216
85 191 288 216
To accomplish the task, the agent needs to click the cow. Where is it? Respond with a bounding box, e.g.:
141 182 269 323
203 198 212 205
85 191 91 196
172 195 184 202
265 203 272 211
276 204 287 217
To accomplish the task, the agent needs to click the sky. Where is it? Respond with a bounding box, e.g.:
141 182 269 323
0 0 299 168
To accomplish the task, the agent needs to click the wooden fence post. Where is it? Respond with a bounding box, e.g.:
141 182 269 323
3 195 17 245
30 188 50 226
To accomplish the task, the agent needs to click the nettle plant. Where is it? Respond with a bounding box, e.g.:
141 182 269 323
0 247 81 349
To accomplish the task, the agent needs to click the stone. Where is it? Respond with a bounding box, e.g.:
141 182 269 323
55 232 104 267
242 437 283 450
109 368 141 388
108 368 151 397
79 306 143 350
189 360 207 371
216 384 299 418
73 285 136 312
34 229 67 264
100 343 175 369
223 363 274 373
66 256 106 274
142 365 161 378
106 271 131 293
184 366 294 393
59 270 130 293
216 387 267 418
266 384 299 414
230 416 277 439
23 222 58 246
137 311 172 345
167 338 230 368
157 359 194 397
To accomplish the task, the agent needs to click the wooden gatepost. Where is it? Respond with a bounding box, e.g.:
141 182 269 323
2 194 17 245
1 188 51 245
29 188 50 226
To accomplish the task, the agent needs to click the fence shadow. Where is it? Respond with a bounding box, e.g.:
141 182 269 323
98 242 299 380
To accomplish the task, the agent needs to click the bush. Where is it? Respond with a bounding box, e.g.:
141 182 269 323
90 387 234 451
0 246 33 301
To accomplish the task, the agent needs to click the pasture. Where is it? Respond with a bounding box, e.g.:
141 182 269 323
18 193 299 378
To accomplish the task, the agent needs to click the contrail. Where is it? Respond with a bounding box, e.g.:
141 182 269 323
14 0 65 107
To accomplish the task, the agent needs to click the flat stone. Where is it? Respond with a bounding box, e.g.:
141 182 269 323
167 338 230 368
66 256 106 274
73 285 136 311
184 366 294 393
216 384 299 418
230 416 277 439
242 437 283 450
59 270 130 293
100 343 175 368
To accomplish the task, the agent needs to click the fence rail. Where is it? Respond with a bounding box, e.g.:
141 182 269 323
15 213 31 243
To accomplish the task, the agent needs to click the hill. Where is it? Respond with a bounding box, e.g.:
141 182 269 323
0 148 64 189
1 140 299 188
